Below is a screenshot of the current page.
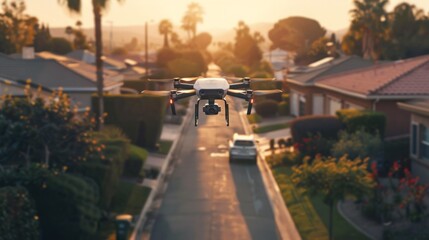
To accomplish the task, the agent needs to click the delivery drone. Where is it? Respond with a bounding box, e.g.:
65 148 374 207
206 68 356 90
143 77 282 126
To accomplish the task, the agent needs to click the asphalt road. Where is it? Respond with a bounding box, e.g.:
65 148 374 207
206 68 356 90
149 97 280 240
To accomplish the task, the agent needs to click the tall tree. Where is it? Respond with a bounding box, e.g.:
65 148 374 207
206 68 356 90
344 0 388 60
159 19 172 48
33 23 52 52
268 16 326 52
181 2 203 40
0 0 38 53
58 0 125 130
234 21 263 68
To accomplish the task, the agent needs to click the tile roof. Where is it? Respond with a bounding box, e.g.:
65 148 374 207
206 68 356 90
288 55 375 85
67 49 126 70
0 53 122 90
398 100 429 116
316 55 429 97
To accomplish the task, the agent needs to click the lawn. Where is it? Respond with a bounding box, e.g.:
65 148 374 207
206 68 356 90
253 122 289 134
157 140 173 155
97 180 151 240
246 113 262 124
270 163 369 240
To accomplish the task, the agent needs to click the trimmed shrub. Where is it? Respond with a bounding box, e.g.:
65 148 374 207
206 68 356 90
123 144 148 178
290 115 344 143
278 101 290 116
336 109 386 137
0 166 102 240
31 173 101 240
254 99 279 118
331 129 383 160
0 186 40 240
92 94 168 149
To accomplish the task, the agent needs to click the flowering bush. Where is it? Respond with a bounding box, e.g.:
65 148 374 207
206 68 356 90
293 133 332 160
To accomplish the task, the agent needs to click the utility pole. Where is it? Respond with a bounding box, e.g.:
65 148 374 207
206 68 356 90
145 21 148 78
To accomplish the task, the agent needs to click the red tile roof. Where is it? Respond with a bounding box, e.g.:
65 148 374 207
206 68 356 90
316 55 429 97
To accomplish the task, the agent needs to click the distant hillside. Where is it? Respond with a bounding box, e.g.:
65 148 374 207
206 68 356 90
50 22 347 52
50 22 275 51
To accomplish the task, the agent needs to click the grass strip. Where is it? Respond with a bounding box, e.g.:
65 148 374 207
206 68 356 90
253 122 289 134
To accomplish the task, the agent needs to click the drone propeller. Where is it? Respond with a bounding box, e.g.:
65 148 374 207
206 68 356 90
249 78 276 83
147 77 198 83
140 90 170 95
253 89 283 95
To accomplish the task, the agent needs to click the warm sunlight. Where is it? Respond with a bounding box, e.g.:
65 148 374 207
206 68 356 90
28 0 429 31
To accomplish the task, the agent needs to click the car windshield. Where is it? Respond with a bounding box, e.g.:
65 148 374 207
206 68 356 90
234 140 254 147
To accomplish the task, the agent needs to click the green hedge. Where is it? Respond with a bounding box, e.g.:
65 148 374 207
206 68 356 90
0 186 40 240
123 144 148 178
290 115 344 143
336 109 386 137
92 94 168 150
254 99 279 118
30 173 101 240
278 101 290 116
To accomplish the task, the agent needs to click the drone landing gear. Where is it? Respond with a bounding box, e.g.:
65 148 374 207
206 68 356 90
195 98 200 126
223 99 229 126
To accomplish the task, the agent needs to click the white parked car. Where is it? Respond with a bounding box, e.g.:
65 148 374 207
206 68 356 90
229 133 258 164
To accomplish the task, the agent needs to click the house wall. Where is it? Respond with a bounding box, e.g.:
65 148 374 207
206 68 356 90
288 83 319 116
375 101 411 139
410 113 429 183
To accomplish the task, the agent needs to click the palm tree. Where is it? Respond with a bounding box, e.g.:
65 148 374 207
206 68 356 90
159 19 172 48
58 0 124 130
181 2 203 40
350 0 388 60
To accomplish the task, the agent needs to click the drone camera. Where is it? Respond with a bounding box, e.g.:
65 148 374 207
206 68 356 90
203 103 221 115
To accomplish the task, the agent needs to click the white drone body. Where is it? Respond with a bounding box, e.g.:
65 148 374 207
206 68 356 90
193 78 230 98
145 77 282 127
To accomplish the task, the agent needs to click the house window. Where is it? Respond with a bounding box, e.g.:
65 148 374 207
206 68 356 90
411 123 418 156
421 124 429 159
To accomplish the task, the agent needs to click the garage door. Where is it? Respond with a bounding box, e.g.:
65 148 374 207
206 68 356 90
329 98 341 115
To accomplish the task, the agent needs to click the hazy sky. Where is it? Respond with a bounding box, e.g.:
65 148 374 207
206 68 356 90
25 0 429 31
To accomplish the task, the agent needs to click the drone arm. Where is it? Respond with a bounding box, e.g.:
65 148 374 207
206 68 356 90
169 90 196 115
173 89 196 100
229 82 249 89
226 89 250 100
227 89 254 115
228 77 250 89
173 78 195 89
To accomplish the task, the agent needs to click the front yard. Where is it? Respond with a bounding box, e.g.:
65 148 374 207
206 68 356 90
267 154 369 240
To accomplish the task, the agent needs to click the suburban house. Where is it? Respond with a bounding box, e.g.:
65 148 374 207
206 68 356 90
310 55 429 139
263 48 295 80
0 52 123 109
398 100 429 183
0 77 52 100
67 49 126 71
287 55 376 117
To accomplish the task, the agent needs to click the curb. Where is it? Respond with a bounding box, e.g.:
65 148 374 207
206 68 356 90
238 109 301 240
130 101 194 240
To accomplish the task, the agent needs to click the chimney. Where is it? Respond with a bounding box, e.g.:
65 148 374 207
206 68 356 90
22 46 35 59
